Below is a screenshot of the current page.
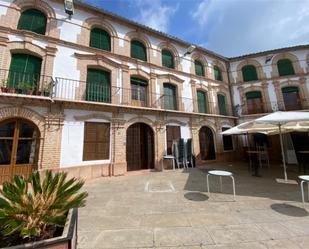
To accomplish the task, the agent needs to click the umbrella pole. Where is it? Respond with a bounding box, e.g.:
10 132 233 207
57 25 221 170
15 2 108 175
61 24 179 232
279 124 288 181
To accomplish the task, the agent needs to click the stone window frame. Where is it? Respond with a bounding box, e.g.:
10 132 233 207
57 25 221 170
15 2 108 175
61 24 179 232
124 31 152 63
75 53 122 104
271 52 304 78
157 74 185 111
190 80 211 113
2 41 56 81
273 78 309 110
212 84 232 115
157 42 182 71
211 60 228 82
190 52 208 78
236 59 265 83
4 0 60 39
238 85 271 115
77 17 118 53
127 68 154 108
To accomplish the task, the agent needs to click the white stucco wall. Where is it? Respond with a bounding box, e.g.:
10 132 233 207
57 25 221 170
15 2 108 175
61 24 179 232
60 109 112 168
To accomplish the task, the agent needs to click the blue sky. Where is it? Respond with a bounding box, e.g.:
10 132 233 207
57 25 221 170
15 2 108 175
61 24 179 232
83 0 309 57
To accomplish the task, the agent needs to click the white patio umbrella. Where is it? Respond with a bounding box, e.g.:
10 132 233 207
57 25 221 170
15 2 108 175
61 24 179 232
238 111 309 181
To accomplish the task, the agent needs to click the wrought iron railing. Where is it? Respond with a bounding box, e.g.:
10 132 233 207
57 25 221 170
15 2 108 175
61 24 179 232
0 69 54 97
235 99 309 116
53 77 234 115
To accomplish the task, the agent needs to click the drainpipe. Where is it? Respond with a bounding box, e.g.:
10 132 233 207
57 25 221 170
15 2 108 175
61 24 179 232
225 61 237 122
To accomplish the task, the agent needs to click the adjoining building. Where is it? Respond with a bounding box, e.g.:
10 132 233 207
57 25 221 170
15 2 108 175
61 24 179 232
0 0 308 183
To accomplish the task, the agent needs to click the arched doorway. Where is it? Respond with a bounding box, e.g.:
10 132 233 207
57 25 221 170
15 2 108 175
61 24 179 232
0 119 40 184
126 123 154 171
199 126 216 160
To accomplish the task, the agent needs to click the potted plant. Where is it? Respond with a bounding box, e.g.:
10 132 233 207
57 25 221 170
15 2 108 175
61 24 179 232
0 170 88 248
0 80 8 93
43 84 51 97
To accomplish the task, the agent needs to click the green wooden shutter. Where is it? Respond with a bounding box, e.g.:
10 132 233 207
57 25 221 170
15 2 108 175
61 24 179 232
131 40 147 61
90 28 111 51
86 69 111 103
245 91 262 99
217 94 227 115
194 60 204 76
277 59 295 76
282 86 298 93
17 9 47 35
242 65 258 81
214 66 222 81
8 54 42 89
197 90 208 113
164 83 177 110
162 49 174 69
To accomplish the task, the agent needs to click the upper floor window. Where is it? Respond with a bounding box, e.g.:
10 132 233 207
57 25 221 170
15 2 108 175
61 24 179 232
8 53 42 91
86 68 111 103
217 94 227 115
281 86 301 111
245 91 264 114
214 66 222 81
277 59 295 76
163 83 177 110
195 60 205 76
162 49 175 69
197 90 208 113
90 28 111 51
131 77 148 107
131 40 147 61
242 65 258 81
17 9 47 35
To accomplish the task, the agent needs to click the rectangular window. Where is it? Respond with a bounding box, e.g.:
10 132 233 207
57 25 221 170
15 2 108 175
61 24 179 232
246 91 264 114
217 94 227 115
164 84 177 110
197 90 208 113
222 127 233 151
166 125 181 155
83 122 110 161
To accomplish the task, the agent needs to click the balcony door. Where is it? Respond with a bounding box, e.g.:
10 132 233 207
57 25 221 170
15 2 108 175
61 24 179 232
8 54 42 91
282 87 301 111
0 119 40 184
131 77 148 107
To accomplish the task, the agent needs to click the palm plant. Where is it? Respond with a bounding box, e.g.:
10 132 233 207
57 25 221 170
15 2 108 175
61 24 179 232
0 171 88 241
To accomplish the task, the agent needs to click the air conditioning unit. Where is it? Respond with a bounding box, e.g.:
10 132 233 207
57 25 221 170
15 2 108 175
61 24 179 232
64 0 74 16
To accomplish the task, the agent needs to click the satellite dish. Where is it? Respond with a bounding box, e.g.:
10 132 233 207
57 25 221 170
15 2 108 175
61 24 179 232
64 0 74 16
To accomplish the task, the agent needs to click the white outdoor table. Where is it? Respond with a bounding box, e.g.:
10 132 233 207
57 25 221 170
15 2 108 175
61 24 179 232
298 175 309 208
206 170 236 201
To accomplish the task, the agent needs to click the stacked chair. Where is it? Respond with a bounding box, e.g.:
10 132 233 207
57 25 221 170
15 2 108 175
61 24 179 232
172 138 194 169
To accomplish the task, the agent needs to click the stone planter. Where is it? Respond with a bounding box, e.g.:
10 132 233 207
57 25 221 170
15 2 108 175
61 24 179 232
2 208 78 249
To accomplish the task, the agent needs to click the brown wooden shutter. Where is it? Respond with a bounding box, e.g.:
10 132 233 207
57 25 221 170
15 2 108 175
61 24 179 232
83 122 110 161
166 126 181 155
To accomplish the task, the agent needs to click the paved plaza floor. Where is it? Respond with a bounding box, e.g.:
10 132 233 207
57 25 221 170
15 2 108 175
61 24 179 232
78 162 309 249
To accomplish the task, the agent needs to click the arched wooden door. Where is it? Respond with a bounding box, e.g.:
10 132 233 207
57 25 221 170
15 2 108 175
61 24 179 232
0 119 40 184
126 123 154 171
199 126 216 160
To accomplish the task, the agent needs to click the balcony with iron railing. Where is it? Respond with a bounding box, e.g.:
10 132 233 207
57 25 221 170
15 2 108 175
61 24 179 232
0 72 234 116
53 77 234 116
236 99 309 116
0 69 54 97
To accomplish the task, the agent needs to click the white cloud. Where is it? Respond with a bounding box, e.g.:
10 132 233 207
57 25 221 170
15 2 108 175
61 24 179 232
191 0 309 57
133 0 178 33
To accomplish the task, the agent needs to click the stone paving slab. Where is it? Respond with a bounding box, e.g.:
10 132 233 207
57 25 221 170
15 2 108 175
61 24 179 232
78 163 309 249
